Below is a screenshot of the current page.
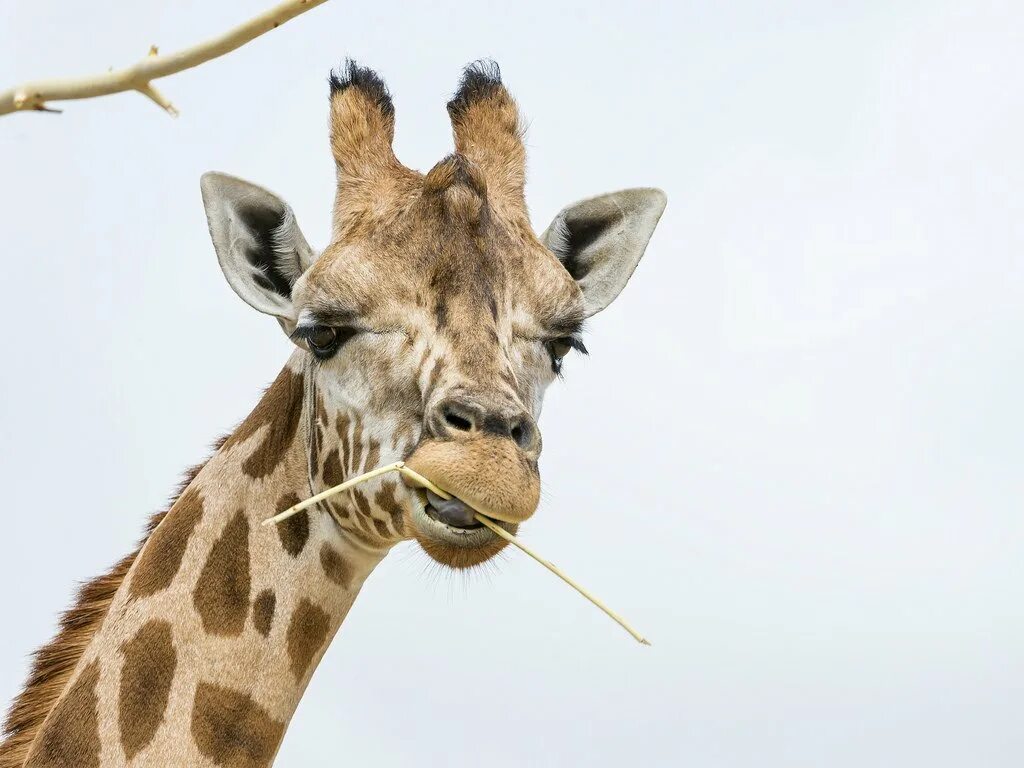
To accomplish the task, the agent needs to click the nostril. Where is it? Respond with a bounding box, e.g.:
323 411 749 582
443 409 473 433
510 420 535 451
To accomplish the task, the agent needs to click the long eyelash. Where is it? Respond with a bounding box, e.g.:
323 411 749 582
568 336 588 355
551 334 588 379
290 325 318 343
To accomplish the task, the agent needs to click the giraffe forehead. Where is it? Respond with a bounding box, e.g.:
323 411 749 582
303 217 582 332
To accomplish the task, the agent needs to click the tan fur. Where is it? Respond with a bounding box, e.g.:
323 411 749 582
329 86 420 240
449 82 525 214
24 660 101 767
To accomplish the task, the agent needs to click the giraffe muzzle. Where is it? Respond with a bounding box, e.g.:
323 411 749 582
404 436 541 525
399 435 539 569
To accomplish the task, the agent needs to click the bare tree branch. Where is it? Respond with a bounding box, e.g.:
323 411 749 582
0 0 330 117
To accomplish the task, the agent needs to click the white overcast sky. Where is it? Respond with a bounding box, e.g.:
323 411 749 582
2 1 1022 765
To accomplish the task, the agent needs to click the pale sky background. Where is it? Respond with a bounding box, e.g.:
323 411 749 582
2 1 1022 765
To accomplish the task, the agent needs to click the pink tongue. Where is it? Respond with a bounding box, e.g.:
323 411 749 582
425 489 477 527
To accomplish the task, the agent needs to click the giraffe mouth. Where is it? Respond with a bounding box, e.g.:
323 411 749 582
403 437 541 524
411 488 494 537
405 486 517 568
400 437 531 568
422 488 483 530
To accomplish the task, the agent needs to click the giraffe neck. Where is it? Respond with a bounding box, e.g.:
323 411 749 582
19 353 394 767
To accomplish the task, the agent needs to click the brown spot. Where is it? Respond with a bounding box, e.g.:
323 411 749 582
434 295 450 329
191 682 284 768
322 448 344 488
319 544 352 589
364 438 380 473
222 367 304 480
24 661 101 767
350 421 364 472
337 413 352 470
274 493 307 558
352 489 373 520
286 599 331 682
119 620 176 760
349 510 371 535
252 590 276 637
129 486 204 598
193 511 251 636
326 499 349 519
373 519 390 538
374 481 405 535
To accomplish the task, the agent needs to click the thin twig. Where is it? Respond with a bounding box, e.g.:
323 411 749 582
263 461 651 645
0 0 330 116
399 466 652 646
260 462 405 526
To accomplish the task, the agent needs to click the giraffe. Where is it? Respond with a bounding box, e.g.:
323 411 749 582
0 60 666 767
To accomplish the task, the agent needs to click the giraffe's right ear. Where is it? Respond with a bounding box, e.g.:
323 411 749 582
200 172 315 325
542 188 667 317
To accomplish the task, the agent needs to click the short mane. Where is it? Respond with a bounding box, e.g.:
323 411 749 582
0 436 228 768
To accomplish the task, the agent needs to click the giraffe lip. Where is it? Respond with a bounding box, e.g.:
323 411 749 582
407 487 517 567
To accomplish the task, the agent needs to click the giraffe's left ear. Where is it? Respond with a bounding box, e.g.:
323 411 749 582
200 172 315 327
542 188 667 317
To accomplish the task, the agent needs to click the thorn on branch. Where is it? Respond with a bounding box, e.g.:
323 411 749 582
136 83 179 117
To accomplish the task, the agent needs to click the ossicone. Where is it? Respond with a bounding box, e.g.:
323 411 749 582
445 59 526 213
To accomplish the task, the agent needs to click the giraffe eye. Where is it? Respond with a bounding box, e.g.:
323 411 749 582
306 326 339 356
546 336 584 375
293 324 360 359
549 338 573 360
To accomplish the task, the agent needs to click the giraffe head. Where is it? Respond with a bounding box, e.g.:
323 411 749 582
200 61 665 568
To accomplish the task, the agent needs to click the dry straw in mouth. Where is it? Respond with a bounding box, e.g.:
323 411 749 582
263 462 650 645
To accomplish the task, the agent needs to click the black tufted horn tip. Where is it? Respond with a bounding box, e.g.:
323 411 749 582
446 59 504 118
328 58 394 118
